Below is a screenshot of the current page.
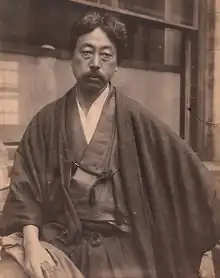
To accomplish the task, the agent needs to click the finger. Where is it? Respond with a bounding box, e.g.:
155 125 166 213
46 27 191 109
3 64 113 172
44 248 56 268
25 269 43 278
41 261 55 278
25 264 44 278
199 270 208 278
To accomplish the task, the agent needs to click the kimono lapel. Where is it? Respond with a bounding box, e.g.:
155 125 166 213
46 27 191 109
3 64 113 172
66 88 88 162
78 88 116 174
55 87 83 242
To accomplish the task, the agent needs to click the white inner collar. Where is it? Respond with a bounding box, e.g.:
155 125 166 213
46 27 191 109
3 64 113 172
76 84 110 144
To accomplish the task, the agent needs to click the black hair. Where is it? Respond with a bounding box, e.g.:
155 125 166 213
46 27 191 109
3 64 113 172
69 10 128 64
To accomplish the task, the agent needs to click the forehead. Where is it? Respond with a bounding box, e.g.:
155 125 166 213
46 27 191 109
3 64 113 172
75 27 116 49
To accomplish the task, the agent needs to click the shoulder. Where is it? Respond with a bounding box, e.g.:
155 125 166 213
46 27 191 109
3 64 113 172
117 91 166 125
118 92 179 138
120 93 211 184
28 89 71 130
37 90 70 124
118 91 198 158
18 90 71 149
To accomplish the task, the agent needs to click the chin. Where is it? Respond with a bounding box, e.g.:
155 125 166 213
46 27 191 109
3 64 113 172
84 82 105 93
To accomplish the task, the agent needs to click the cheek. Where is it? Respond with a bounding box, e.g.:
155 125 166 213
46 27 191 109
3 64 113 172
71 56 89 77
102 60 117 77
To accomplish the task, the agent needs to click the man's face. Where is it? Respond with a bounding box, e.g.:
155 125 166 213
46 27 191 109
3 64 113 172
71 27 117 92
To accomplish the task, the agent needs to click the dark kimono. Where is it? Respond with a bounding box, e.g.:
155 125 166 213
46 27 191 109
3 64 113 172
1 86 220 278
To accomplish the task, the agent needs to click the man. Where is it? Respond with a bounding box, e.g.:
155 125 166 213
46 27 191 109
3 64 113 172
0 10 220 278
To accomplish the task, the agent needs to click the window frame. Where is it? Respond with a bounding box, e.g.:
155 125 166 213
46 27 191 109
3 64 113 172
69 0 199 30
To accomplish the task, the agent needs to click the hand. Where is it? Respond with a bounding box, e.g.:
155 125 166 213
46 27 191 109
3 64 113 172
199 270 214 278
199 252 215 278
24 240 56 278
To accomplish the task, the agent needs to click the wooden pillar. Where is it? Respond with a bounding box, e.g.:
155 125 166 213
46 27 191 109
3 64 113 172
212 0 220 161
192 0 215 160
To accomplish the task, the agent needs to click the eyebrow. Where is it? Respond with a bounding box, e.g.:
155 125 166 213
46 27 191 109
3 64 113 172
80 43 93 49
100 46 114 51
80 43 114 51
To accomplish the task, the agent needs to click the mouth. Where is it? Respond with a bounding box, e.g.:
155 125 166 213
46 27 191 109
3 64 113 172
86 75 104 85
88 76 100 80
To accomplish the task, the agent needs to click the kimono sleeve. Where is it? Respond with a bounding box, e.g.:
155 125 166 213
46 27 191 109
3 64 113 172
138 106 220 253
0 114 48 236
164 131 220 252
177 139 220 240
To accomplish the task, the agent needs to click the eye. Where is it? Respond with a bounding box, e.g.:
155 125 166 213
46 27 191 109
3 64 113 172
100 52 113 61
80 49 93 59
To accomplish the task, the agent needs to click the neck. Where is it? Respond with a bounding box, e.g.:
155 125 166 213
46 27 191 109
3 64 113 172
76 84 108 115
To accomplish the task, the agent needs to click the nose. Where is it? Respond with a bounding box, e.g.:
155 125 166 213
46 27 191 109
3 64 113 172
90 53 100 70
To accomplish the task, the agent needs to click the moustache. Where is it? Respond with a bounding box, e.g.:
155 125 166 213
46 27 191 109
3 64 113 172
84 72 105 82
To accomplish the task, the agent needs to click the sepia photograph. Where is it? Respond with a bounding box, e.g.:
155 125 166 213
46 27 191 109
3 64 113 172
0 0 219 277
